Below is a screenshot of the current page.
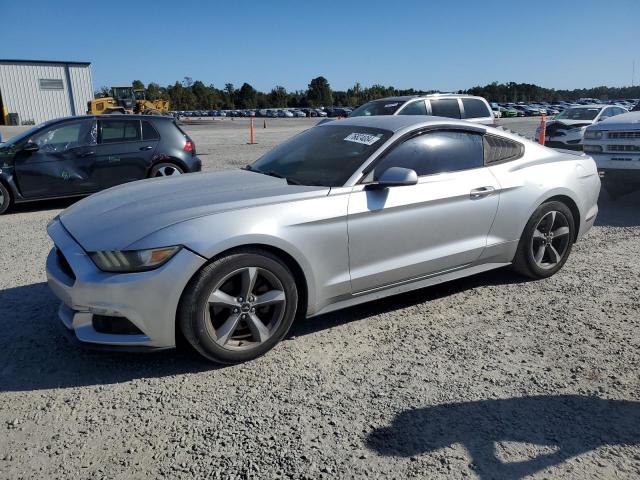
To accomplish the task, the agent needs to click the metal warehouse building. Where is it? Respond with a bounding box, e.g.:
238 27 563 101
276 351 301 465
0 59 93 125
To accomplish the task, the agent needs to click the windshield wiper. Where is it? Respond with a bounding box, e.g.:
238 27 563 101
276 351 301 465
263 170 285 179
245 166 310 186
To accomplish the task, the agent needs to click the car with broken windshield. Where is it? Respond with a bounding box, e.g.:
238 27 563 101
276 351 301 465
0 115 200 214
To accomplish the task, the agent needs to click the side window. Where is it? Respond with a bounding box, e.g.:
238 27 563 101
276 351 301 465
429 99 461 119
99 120 142 144
483 135 524 165
398 100 427 116
141 121 160 140
30 120 95 153
374 130 484 179
462 98 491 119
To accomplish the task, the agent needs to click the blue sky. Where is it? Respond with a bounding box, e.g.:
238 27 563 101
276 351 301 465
2 0 638 92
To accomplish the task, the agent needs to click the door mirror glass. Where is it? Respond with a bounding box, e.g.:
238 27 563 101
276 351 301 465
370 167 418 189
22 141 40 153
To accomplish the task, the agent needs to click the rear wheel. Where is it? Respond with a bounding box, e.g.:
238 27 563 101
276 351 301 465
178 249 298 364
150 162 184 178
0 182 11 215
512 201 575 279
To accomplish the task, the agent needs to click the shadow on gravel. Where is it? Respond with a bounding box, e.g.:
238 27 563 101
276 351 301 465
0 268 525 392
366 395 640 480
0 282 214 393
595 189 640 227
291 267 529 338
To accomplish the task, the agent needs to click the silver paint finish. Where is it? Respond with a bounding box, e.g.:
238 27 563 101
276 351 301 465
47 116 601 349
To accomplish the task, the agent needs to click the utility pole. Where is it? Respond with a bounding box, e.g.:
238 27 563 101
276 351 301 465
633 60 636 87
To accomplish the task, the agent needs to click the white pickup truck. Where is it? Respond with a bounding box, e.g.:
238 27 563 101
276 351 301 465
583 111 640 199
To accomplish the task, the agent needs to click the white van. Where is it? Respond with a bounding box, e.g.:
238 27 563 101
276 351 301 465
349 94 496 125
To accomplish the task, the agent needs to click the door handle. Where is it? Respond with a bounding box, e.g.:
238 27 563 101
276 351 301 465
78 151 95 157
470 186 495 199
139 146 153 151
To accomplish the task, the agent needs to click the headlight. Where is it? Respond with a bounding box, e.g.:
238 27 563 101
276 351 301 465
89 246 181 272
584 130 603 140
583 144 603 153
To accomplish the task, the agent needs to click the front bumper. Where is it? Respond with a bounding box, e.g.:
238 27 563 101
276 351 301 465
46 219 206 349
597 166 640 197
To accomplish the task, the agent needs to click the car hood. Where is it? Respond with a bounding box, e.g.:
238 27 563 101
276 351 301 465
547 119 592 129
59 170 329 251
586 111 640 132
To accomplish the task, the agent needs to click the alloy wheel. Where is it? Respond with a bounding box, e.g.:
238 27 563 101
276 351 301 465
154 165 183 177
530 210 571 270
204 267 286 350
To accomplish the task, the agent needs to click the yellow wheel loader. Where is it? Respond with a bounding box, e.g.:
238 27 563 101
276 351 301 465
87 86 170 115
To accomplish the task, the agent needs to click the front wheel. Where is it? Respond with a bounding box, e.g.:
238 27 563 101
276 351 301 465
0 182 11 215
512 201 575 279
178 249 298 364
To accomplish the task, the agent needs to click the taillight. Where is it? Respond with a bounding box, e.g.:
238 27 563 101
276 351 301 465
183 139 194 152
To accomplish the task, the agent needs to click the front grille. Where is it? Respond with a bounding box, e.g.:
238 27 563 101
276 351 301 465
56 248 76 280
608 145 640 152
608 131 640 139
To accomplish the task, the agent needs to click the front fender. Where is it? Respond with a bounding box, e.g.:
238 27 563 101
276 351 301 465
126 193 351 316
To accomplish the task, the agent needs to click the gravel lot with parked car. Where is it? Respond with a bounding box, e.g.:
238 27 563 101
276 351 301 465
0 117 639 479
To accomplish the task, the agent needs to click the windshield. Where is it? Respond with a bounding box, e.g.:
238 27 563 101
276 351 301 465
350 100 404 117
249 125 392 187
556 107 601 120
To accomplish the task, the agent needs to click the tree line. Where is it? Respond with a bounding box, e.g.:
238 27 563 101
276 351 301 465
464 82 640 103
95 78 640 110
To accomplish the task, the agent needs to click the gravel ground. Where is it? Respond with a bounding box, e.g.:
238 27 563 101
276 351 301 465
0 117 639 480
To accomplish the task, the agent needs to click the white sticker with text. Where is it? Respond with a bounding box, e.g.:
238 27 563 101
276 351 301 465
344 132 382 146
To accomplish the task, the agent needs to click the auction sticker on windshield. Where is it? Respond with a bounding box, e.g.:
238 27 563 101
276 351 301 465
344 132 383 146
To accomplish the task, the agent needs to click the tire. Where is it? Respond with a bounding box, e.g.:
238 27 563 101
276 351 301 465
0 182 11 215
178 249 299 364
512 201 575 279
149 162 184 178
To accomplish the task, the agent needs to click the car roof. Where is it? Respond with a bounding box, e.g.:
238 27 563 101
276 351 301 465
53 114 174 122
318 115 483 132
368 93 484 103
566 104 605 109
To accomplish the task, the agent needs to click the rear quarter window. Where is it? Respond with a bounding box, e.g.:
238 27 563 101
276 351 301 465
483 135 524 165
462 98 491 119
141 121 160 140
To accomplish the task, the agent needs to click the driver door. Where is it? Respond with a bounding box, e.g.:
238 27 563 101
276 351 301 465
14 119 98 198
347 129 500 292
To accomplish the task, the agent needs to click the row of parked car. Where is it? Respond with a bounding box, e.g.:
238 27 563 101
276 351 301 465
174 107 354 119
492 98 639 118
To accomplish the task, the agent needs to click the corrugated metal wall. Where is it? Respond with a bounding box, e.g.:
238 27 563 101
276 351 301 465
69 65 93 118
0 61 93 124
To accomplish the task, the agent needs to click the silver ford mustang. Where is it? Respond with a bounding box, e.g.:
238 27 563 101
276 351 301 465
46 116 600 363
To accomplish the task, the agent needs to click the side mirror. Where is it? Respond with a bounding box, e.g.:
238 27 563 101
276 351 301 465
368 167 418 189
22 142 39 153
